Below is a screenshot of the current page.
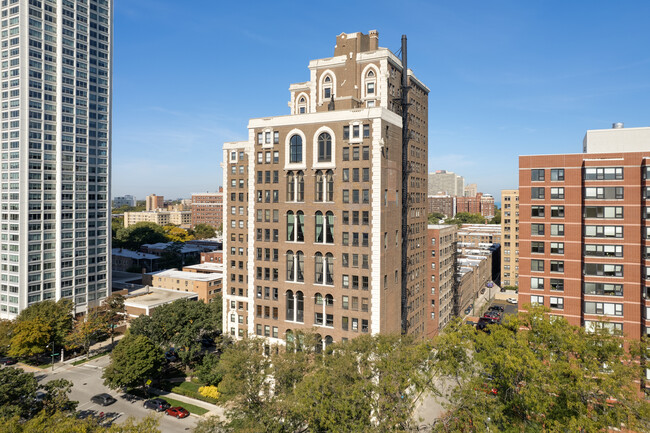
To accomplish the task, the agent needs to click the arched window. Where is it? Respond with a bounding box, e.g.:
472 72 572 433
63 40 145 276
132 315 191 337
324 335 333 348
325 294 334 307
325 252 334 285
318 132 332 162
315 211 324 243
315 252 323 284
326 170 334 201
287 211 304 242
287 250 304 282
296 291 304 322
326 211 334 244
315 170 323 202
314 333 323 354
289 135 302 163
286 290 294 321
323 75 332 99
286 329 294 346
298 97 307 114
315 211 334 244
287 172 295 201
296 171 304 202
296 211 304 242
366 69 376 95
286 211 294 241
314 293 323 305
286 250 294 281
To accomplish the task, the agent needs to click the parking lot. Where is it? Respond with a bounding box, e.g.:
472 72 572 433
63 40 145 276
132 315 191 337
486 298 518 317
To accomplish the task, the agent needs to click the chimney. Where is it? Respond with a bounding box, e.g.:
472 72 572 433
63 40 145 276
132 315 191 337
612 122 624 129
369 30 379 50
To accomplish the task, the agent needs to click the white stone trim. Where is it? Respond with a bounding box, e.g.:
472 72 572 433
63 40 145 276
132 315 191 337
221 148 230 335
249 107 402 129
370 118 383 335
246 130 256 337
379 58 389 108
311 126 336 170
294 92 310 115
317 69 337 107
360 63 380 101
284 128 307 170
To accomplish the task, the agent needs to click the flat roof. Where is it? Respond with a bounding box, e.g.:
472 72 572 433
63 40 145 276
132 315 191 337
183 263 225 273
112 248 159 260
124 286 198 309
149 269 222 282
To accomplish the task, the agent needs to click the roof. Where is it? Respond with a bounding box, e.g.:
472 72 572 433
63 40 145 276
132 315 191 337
124 286 198 309
112 248 160 260
182 263 225 273
148 269 222 282
142 242 208 253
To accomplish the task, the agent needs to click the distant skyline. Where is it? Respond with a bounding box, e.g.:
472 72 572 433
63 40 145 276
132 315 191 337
113 0 650 199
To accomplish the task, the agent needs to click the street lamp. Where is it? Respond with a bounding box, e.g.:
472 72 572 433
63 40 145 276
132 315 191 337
46 341 54 371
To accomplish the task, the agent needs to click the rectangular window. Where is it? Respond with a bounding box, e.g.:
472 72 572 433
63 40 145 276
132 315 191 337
550 206 564 218
343 126 350 139
531 169 545 181
531 277 544 290
550 278 564 291
549 296 564 309
583 167 623 180
531 206 545 217
584 225 623 238
584 301 623 316
584 187 624 200
584 206 623 219
363 124 370 138
550 169 564 181
550 260 564 273
550 224 564 236
583 282 623 296
531 241 544 254
531 187 545 199
550 187 564 199
531 295 544 306
584 244 623 257
531 259 544 272
550 242 564 254
531 224 544 236
584 263 623 277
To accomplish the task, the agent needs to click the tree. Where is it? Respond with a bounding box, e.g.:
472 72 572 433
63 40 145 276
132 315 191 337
115 222 167 250
198 334 434 432
0 367 39 420
40 379 77 415
101 294 125 345
193 223 216 239
15 299 73 349
428 212 446 224
65 308 106 359
157 241 184 269
0 320 15 356
446 211 486 226
0 411 160 433
129 298 221 368
103 334 164 391
489 207 501 224
163 225 194 243
9 318 51 358
432 306 650 432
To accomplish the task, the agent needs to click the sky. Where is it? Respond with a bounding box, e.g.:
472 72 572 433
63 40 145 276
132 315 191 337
112 0 650 200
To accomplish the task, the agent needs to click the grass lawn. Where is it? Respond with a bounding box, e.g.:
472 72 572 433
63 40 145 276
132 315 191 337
72 352 108 366
159 396 209 416
170 381 219 405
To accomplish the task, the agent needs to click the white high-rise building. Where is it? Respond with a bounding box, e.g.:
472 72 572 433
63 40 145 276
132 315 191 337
0 0 112 318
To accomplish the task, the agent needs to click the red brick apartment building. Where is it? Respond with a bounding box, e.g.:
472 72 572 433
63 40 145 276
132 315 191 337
519 125 650 343
191 190 223 229
222 31 429 343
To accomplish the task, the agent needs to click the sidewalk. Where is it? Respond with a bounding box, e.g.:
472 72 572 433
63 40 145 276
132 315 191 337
64 334 124 365
148 386 226 419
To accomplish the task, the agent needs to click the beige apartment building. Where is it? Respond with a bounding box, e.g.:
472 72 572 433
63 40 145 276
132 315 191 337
143 269 222 303
501 189 519 287
427 225 457 338
123 210 192 228
222 31 429 344
146 194 165 211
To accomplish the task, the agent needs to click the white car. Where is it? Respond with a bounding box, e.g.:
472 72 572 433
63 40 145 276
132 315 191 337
507 297 517 304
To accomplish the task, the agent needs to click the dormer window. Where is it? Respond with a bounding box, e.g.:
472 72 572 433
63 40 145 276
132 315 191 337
366 70 375 95
298 97 306 114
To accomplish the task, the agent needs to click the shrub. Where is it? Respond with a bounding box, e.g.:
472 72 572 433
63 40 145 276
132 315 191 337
199 385 220 400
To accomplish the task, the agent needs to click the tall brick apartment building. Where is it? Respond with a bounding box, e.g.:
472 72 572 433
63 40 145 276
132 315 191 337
519 125 650 342
427 225 457 338
191 190 224 229
222 31 429 343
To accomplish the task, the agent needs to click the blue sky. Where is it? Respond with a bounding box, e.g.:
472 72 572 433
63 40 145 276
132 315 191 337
113 0 650 200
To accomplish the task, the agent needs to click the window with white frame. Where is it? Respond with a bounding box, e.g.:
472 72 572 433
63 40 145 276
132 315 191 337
531 295 544 306
549 296 564 309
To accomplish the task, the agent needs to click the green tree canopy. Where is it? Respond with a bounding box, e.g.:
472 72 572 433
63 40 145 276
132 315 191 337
489 207 501 224
64 307 106 358
15 299 73 349
433 306 650 432
129 298 221 367
115 222 167 250
103 334 164 391
163 225 194 243
0 320 15 356
0 410 159 433
192 223 217 239
428 212 446 224
0 367 39 420
447 211 486 226
101 294 125 345
9 318 52 358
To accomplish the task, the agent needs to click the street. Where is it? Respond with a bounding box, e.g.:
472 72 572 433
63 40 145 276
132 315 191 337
29 355 199 433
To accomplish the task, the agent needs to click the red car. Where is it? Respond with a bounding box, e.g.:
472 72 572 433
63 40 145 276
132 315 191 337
165 406 190 419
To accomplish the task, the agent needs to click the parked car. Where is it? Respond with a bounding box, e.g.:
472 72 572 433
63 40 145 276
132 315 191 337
507 297 518 304
488 305 504 312
91 393 116 406
143 398 170 412
0 357 17 366
165 406 190 419
464 306 472 315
